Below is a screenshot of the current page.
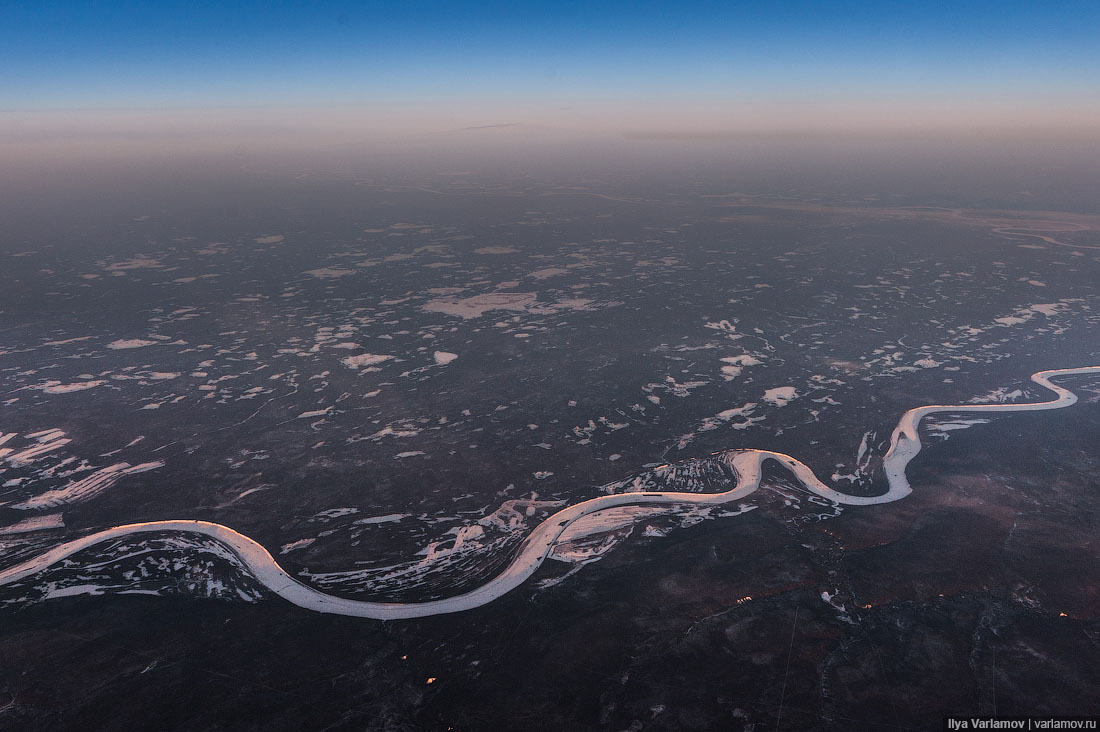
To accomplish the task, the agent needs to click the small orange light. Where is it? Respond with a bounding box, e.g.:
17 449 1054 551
427 677 437 684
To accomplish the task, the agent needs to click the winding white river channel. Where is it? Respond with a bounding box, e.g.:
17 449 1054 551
2 366 1097 619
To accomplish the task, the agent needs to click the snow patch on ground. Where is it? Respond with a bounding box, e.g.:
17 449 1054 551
107 339 157 350
762 386 798 406
36 380 106 394
423 292 537 319
342 354 393 369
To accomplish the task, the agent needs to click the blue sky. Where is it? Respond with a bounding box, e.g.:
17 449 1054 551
3 1 1099 109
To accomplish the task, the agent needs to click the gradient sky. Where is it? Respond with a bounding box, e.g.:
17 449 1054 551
2 1 1099 151
4 1 1099 107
